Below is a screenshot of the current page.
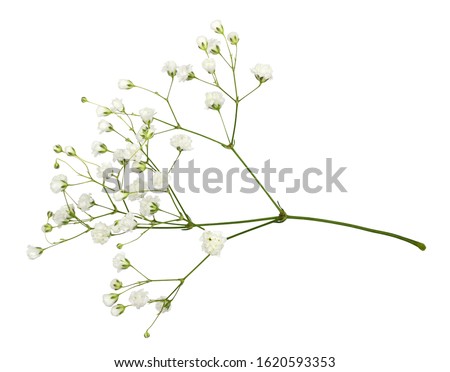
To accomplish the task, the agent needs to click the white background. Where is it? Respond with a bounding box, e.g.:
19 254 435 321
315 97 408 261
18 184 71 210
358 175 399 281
1 1 449 371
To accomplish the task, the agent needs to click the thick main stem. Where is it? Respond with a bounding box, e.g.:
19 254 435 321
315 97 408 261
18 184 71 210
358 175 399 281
286 215 426 251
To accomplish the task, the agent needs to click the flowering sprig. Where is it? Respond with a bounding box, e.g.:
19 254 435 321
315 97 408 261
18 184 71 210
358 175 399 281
28 20 426 338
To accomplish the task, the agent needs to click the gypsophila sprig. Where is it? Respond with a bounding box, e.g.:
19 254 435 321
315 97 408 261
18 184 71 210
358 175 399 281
29 19 426 339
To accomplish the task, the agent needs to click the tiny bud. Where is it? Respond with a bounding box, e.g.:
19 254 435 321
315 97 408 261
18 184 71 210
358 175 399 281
111 304 126 316
136 161 147 172
110 279 123 290
64 146 76 156
113 190 129 201
227 32 239 45
96 105 112 117
47 211 53 218
53 144 63 153
196 36 208 51
103 293 119 307
116 243 123 249
54 160 60 169
27 245 44 260
210 20 224 34
118 79 134 90
81 97 88 103
144 331 150 338
42 223 53 233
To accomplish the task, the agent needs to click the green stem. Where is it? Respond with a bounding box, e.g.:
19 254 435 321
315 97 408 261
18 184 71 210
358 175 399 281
286 215 426 251
196 216 278 227
231 147 282 213
227 220 276 240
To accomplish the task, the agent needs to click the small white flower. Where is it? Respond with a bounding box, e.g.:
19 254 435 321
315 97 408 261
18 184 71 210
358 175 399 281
52 205 73 226
111 98 124 112
113 143 143 164
113 190 129 201
118 79 134 89
129 289 150 309
64 146 76 156
170 134 193 151
251 64 273 83
196 36 208 50
103 293 119 307
155 296 171 313
98 120 113 133
91 141 107 156
118 213 137 232
139 107 156 125
91 222 111 244
162 61 177 77
27 245 43 260
227 32 239 45
96 105 112 117
110 279 122 290
200 231 227 256
50 174 67 193
150 171 166 191
202 58 216 74
78 193 94 212
210 20 224 34
127 179 147 201
208 39 221 55
177 65 194 82
205 91 225 110
111 304 126 316
113 253 130 272
139 195 160 216
136 124 156 143
96 162 114 179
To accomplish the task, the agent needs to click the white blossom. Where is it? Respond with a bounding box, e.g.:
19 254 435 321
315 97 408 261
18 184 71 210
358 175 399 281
205 91 225 110
149 171 166 191
177 65 194 82
208 39 221 55
98 120 113 133
127 179 147 201
118 213 137 232
113 143 143 164
170 134 193 151
113 253 130 272
251 64 273 83
111 98 124 112
118 79 134 89
96 162 114 179
210 20 224 34
139 195 160 216
96 105 112 117
27 245 43 260
91 141 107 156
129 289 149 309
50 174 67 193
103 293 119 307
155 296 171 313
162 61 177 77
78 193 94 212
53 205 73 226
202 58 216 74
196 36 208 50
111 304 126 316
139 107 156 125
227 32 239 45
91 222 111 244
200 231 227 256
